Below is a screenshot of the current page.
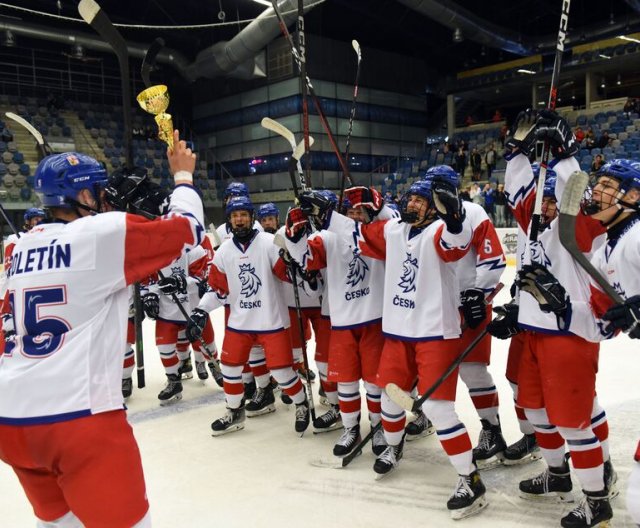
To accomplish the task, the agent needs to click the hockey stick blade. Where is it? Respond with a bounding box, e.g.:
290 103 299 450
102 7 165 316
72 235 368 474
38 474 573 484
559 171 623 303
5 112 44 146
352 39 361 60
261 117 296 150
142 37 165 88
208 222 222 248
292 136 314 161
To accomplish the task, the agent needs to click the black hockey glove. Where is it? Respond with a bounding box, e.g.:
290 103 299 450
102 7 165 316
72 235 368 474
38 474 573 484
142 293 160 320
432 179 466 234
104 167 148 212
197 278 210 298
516 263 570 317
186 308 209 342
460 288 486 329
158 274 187 295
535 109 579 160
504 109 538 160
487 302 521 340
602 295 640 339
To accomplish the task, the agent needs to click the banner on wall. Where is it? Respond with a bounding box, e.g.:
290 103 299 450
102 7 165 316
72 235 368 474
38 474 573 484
495 227 518 266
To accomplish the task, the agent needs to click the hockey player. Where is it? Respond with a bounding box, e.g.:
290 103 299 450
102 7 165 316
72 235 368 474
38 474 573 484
204 195 310 435
421 165 508 469
579 158 640 526
284 188 395 456
343 178 489 519
257 202 279 234
0 133 203 527
503 110 615 528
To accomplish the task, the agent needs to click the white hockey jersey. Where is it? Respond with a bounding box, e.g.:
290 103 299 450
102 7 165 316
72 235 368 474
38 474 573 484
0 185 204 424
208 231 288 332
504 153 606 341
355 215 473 340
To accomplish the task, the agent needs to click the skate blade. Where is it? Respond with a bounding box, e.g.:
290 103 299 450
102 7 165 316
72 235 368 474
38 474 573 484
211 423 245 437
450 495 489 520
607 483 619 501
312 421 343 434
309 449 361 469
158 393 183 406
405 426 436 442
374 468 397 481
180 372 194 380
475 453 505 471
502 450 542 466
319 396 330 407
518 490 574 503
246 405 276 418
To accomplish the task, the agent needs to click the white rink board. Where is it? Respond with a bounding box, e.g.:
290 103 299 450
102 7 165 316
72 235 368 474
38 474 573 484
0 266 639 527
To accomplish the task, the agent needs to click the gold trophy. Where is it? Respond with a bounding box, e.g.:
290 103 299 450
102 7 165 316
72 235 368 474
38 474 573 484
136 84 174 150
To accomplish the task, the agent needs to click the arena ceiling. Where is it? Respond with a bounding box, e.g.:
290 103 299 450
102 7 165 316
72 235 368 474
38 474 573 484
4 0 640 75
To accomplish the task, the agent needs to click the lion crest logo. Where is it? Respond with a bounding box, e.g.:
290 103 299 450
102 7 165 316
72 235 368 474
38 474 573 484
529 240 552 267
398 253 418 293
238 263 262 298
346 249 369 288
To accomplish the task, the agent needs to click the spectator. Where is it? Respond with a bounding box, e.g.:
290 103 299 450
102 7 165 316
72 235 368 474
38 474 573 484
499 123 508 147
591 153 605 173
574 126 585 145
459 185 471 202
454 146 467 176
584 127 596 150
491 109 503 123
624 97 637 116
465 115 474 127
470 183 484 207
485 143 497 181
494 183 507 227
595 131 611 150
481 183 495 222
470 147 482 181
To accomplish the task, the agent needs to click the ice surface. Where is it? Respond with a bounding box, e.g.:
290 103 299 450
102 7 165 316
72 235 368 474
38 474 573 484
1 266 638 527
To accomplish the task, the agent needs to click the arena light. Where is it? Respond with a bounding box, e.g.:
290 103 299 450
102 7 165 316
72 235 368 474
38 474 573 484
517 68 536 74
599 53 612 59
252 0 272 6
618 35 640 44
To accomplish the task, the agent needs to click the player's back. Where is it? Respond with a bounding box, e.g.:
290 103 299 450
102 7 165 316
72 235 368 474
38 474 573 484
0 213 132 424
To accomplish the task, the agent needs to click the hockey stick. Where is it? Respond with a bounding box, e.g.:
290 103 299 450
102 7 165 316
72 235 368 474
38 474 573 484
5 112 52 160
141 37 165 88
270 0 351 185
78 0 142 386
385 283 504 413
338 39 361 209
558 170 624 304
274 233 317 429
529 0 570 244
208 222 223 248
297 0 311 188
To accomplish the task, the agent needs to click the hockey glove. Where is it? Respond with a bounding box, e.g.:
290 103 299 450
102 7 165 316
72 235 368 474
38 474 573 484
197 278 210 298
186 308 208 342
535 110 579 159
158 274 187 295
602 295 640 339
285 207 310 243
298 191 333 218
517 263 570 316
343 186 384 216
461 288 486 329
504 109 538 160
487 302 521 340
142 293 160 320
432 179 466 234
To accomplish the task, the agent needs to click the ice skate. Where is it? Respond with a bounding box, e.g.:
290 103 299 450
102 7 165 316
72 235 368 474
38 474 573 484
318 385 330 407
502 433 542 466
447 470 489 520
519 462 574 503
178 357 193 380
333 424 362 458
473 419 507 470
158 374 183 406
207 359 224 387
603 459 619 500
195 361 208 381
121 377 132 400
373 435 404 480
297 366 316 383
295 398 311 434
560 490 612 528
313 404 342 433
371 426 387 456
405 409 435 441
211 406 245 436
246 384 276 417
243 381 256 404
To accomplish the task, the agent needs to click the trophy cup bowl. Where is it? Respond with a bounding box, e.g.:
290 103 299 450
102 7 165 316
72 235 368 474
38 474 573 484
136 84 174 150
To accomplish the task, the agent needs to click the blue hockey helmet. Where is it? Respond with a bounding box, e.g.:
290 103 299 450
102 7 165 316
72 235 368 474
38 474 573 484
223 182 249 199
34 152 108 209
318 189 338 208
597 158 640 192
424 165 460 188
225 195 254 216
257 202 279 220
340 195 353 213
407 179 433 201
543 174 557 200
24 207 46 222
400 179 435 225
